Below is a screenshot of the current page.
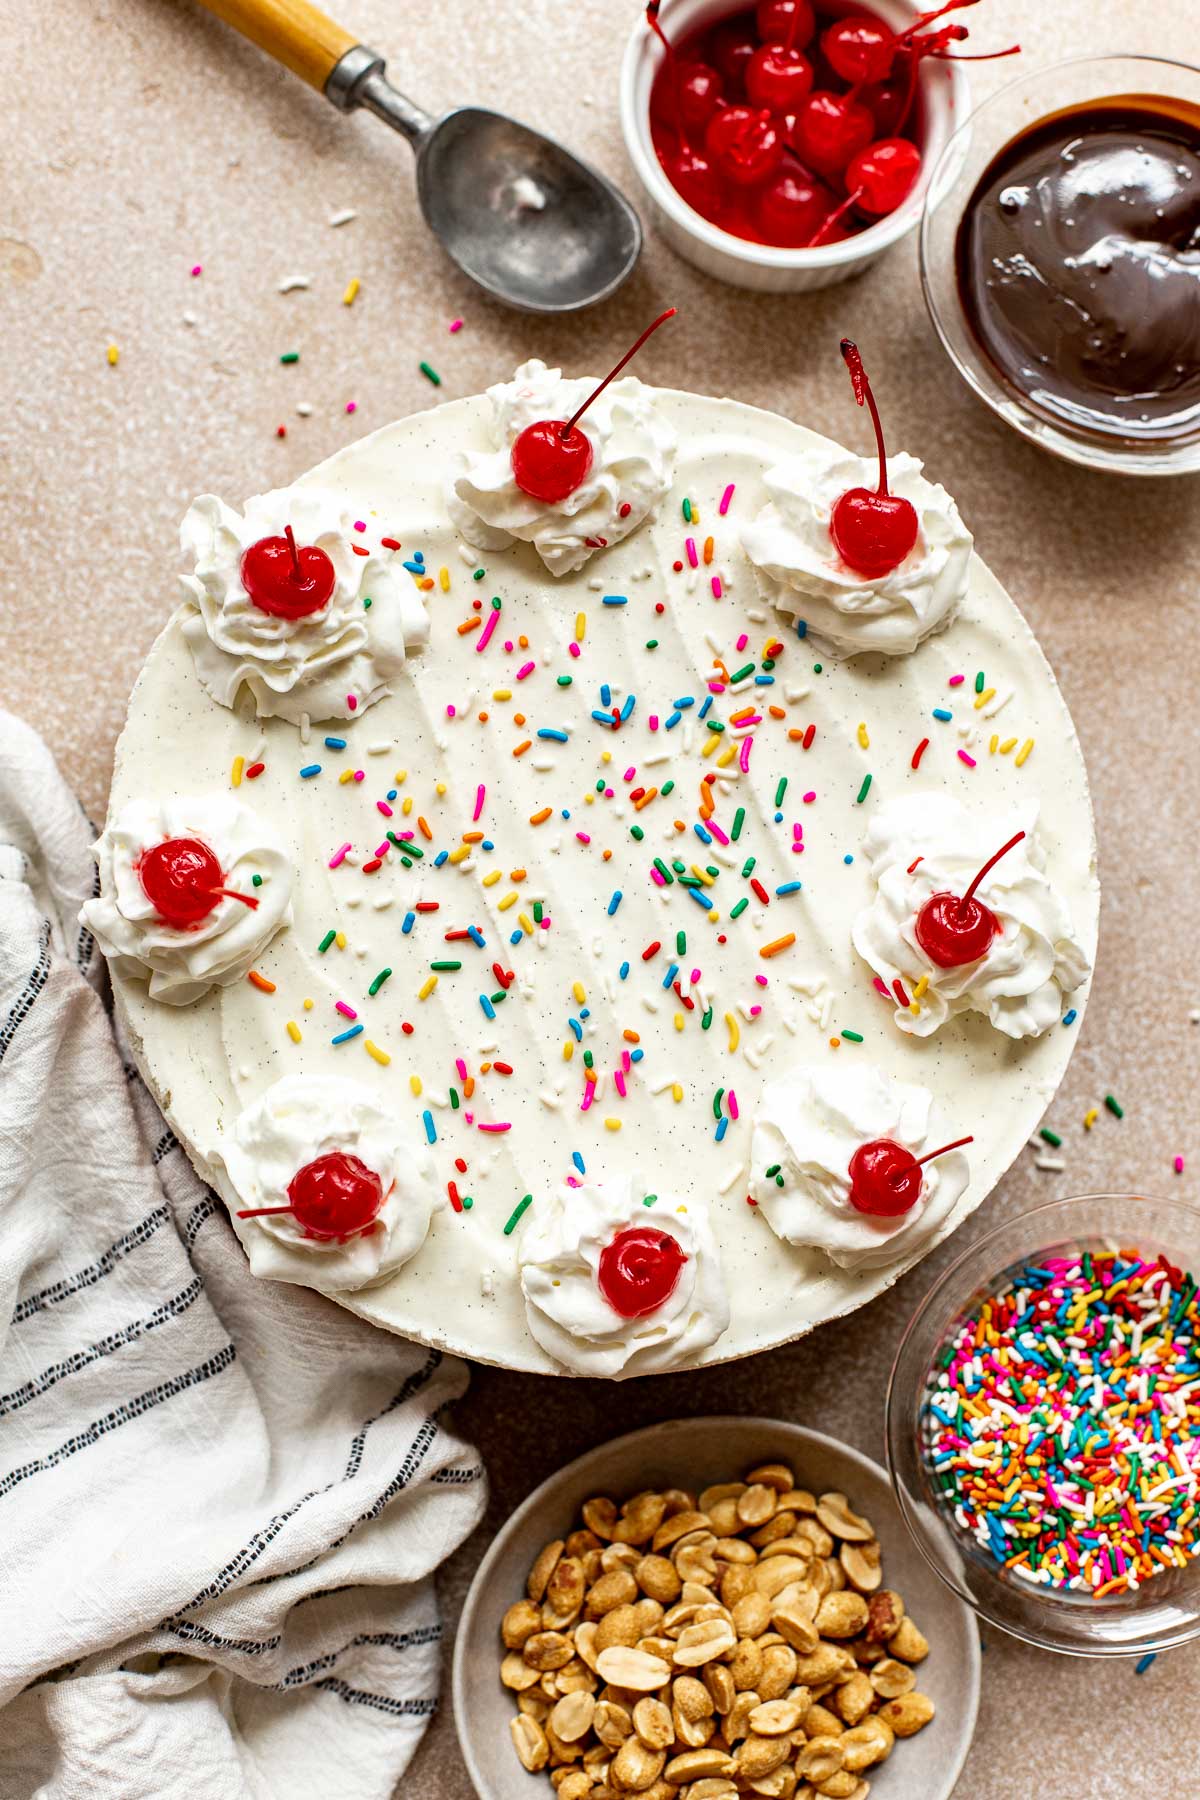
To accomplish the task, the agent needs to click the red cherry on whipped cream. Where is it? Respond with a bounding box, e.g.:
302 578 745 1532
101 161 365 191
847 1134 974 1216
598 1225 687 1319
137 836 258 929
236 1151 385 1240
914 830 1027 968
830 339 920 580
510 307 677 506
241 524 336 619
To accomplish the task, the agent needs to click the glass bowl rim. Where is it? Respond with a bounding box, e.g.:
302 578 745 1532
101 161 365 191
884 1189 1200 1656
918 52 1200 480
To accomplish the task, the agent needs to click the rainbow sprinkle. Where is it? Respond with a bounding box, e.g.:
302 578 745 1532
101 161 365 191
923 1248 1200 1594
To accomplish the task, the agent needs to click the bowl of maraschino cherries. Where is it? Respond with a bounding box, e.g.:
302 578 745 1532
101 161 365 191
621 0 1014 291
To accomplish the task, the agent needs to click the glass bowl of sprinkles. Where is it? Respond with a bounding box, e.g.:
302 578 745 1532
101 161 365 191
886 1194 1200 1656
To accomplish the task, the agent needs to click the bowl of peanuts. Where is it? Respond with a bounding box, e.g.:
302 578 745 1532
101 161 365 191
453 1416 980 1800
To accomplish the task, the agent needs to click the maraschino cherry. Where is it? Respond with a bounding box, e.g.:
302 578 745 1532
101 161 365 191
847 137 922 214
646 3 724 134
757 169 832 247
847 1134 974 1216
709 19 760 87
807 138 923 244
823 0 978 86
597 1225 687 1319
790 88 874 177
677 61 725 131
236 1151 387 1241
745 41 813 112
240 524 336 619
914 830 1026 968
137 837 258 929
830 339 919 579
705 105 784 187
509 307 677 506
756 0 816 50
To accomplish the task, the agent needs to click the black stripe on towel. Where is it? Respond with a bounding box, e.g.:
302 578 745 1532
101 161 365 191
0 920 52 1066
168 1352 443 1616
0 1277 204 1417
12 1207 170 1325
0 1344 236 1500
314 1678 438 1719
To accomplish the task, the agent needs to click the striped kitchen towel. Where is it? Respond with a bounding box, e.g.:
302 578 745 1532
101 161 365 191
0 711 485 1799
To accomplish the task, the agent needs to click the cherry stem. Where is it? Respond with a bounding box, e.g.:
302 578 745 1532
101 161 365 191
208 886 260 910
899 0 978 45
893 47 921 136
928 42 1021 61
808 188 863 248
561 308 678 441
235 1204 296 1219
646 3 690 152
839 339 890 498
890 1134 975 1183
284 524 303 582
960 830 1026 910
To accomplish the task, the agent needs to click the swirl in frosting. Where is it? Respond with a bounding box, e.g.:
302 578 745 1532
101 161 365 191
741 449 972 657
81 794 293 1005
517 1174 729 1376
447 359 677 577
179 487 429 723
213 1074 436 1293
749 1063 970 1270
852 792 1090 1040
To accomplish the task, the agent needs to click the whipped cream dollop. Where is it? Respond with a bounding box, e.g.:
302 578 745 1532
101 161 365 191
213 1075 437 1293
852 793 1090 1040
179 487 429 723
81 794 293 1005
517 1175 729 1377
749 1063 970 1271
447 359 676 577
741 449 972 657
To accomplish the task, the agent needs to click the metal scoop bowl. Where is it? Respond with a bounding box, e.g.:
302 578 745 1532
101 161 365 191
194 1 642 313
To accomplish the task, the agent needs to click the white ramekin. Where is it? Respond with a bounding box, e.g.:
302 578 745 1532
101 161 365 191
619 0 972 291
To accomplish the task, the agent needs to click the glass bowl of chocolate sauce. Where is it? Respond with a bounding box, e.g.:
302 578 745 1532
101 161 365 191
921 56 1200 475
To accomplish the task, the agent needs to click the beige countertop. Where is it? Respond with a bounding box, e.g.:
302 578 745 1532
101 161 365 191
3 1 1199 1794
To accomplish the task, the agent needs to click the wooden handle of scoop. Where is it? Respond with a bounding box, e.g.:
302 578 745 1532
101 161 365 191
193 0 358 93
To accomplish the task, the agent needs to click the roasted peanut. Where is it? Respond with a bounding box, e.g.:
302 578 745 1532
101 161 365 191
528 1540 565 1604
511 1714 550 1772
878 1691 935 1737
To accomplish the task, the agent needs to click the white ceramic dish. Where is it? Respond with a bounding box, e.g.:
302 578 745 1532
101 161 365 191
619 0 971 291
453 1416 981 1800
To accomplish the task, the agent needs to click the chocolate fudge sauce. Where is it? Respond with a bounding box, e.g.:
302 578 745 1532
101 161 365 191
956 96 1200 444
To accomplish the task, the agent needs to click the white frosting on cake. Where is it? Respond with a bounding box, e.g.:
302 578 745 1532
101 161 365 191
81 794 293 1004
518 1175 729 1377
741 449 972 657
749 1064 970 1270
852 793 1091 1040
447 359 676 576
212 1074 436 1292
102 389 1099 1372
179 487 429 723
